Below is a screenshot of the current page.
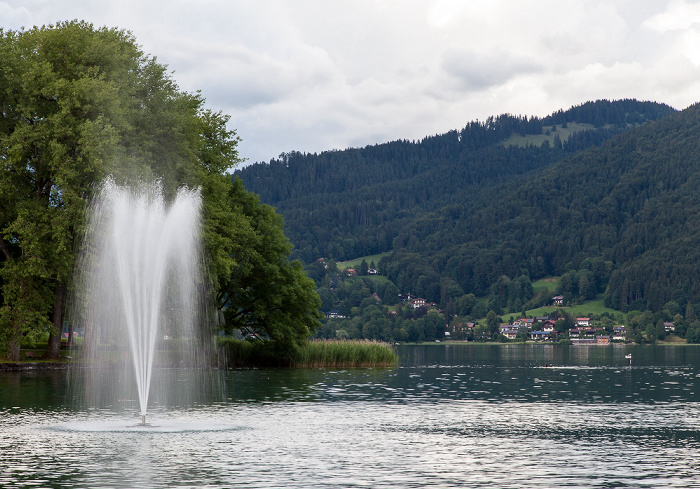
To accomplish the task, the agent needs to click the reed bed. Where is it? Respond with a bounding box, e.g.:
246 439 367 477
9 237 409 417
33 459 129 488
217 337 396 368
292 339 396 368
216 337 259 366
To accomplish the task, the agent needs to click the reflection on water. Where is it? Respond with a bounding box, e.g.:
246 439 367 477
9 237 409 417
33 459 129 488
2 344 700 488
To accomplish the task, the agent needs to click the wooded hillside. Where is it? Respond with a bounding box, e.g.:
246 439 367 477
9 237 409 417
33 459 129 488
236 99 700 314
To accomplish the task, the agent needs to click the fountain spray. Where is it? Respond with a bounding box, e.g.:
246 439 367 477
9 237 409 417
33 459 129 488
74 179 203 424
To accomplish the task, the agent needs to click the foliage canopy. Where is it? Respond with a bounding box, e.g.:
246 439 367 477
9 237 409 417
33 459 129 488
0 21 321 360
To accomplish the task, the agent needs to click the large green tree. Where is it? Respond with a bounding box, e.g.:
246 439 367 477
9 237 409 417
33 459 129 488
213 178 322 358
0 21 321 360
0 22 134 360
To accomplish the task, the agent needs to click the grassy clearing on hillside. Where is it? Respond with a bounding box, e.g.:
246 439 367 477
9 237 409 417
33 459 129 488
532 277 560 293
526 298 622 319
502 122 599 148
337 252 390 270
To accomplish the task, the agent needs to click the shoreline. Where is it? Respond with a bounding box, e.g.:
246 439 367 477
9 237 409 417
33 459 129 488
0 362 71 371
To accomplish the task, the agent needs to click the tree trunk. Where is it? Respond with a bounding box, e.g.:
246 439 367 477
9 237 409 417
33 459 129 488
6 327 21 361
45 283 67 360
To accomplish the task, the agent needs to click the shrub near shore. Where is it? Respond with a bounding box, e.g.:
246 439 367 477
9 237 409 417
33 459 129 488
217 338 396 368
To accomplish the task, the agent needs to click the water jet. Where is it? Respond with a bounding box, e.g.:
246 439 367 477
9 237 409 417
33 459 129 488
72 179 204 420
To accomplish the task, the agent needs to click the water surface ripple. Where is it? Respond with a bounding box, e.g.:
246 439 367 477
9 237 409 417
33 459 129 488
1 344 700 488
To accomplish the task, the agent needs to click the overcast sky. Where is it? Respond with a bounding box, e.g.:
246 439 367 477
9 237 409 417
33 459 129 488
4 1 700 166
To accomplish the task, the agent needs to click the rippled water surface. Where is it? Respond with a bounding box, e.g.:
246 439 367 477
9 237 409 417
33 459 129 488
2 344 700 488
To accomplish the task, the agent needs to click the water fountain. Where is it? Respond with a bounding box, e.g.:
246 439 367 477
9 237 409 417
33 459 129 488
71 179 205 425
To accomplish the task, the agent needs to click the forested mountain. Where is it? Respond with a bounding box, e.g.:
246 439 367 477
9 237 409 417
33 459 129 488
237 100 672 263
382 103 700 313
235 99 700 314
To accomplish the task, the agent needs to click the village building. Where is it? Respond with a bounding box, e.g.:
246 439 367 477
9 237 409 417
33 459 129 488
542 320 556 332
326 310 347 319
571 337 597 344
530 330 551 341
613 326 626 341
499 324 519 340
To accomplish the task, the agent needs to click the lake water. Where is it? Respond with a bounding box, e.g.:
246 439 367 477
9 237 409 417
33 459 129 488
2 344 700 488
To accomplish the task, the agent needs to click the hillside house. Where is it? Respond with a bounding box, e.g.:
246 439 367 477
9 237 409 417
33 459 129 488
500 324 519 340
326 310 347 319
530 330 551 341
514 318 534 328
577 317 591 327
552 296 564 306
664 322 675 332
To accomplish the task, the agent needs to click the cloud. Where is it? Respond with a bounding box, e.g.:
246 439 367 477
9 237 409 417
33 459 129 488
0 2 40 30
3 0 700 165
441 48 544 91
644 0 700 32
164 39 340 110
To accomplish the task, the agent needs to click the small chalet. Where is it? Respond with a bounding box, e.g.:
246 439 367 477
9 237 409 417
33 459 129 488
552 296 564 306
513 318 534 328
500 324 519 340
530 330 551 341
577 317 591 327
542 320 556 332
410 298 427 309
664 322 675 332
368 268 379 275
346 268 357 276
613 326 625 341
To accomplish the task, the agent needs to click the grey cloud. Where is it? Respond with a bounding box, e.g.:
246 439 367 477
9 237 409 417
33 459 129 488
441 48 544 90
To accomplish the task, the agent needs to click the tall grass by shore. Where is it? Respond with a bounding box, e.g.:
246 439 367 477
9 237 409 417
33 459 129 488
293 339 396 367
217 338 396 368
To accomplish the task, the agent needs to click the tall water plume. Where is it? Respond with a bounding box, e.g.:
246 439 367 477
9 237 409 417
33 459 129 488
71 179 206 421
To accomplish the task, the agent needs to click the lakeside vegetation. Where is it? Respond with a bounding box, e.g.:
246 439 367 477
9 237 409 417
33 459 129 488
217 337 396 368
